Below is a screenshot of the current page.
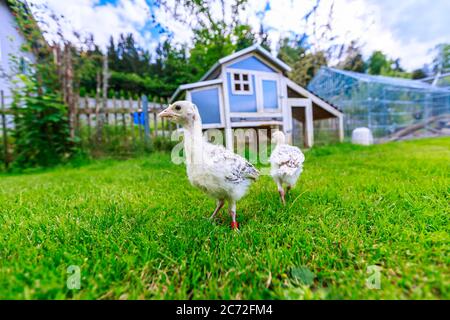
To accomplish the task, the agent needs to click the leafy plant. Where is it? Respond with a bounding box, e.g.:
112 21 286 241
153 136 178 152
11 71 76 168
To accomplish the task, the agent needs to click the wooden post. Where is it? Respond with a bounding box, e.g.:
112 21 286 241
113 95 118 128
1 91 9 170
163 98 170 139
94 92 102 144
137 97 143 142
305 100 314 148
75 95 80 137
168 121 173 139
129 96 135 145
105 98 109 126
85 96 91 142
338 114 344 142
119 95 126 146
102 53 109 128
161 117 165 138
63 45 76 140
120 96 126 132
142 95 150 143
153 97 159 138
168 98 174 138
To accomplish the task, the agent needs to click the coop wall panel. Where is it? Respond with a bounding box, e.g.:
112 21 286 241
262 80 278 109
227 73 257 112
228 56 276 73
190 88 221 124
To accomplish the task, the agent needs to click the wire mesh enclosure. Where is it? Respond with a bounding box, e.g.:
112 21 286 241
308 67 450 141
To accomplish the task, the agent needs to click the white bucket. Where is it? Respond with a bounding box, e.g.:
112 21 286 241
352 127 374 145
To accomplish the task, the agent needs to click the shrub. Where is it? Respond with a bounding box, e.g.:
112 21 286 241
153 136 178 152
11 72 76 168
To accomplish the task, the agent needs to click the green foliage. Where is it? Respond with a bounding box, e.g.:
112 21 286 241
7 0 60 92
80 35 197 98
87 0 262 95
153 41 196 93
367 51 411 78
277 38 306 67
108 34 152 75
11 72 75 169
411 68 427 80
277 37 328 87
108 71 169 97
337 41 366 73
291 51 328 87
278 34 416 86
6 1 79 169
189 27 236 77
234 24 258 51
76 42 103 96
432 43 450 73
77 124 155 159
152 136 178 152
0 138 448 299
367 51 389 75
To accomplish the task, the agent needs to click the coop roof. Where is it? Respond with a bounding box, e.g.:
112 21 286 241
200 44 292 81
418 72 450 88
324 67 450 92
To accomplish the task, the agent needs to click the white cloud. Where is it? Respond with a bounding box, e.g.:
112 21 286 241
28 0 151 50
28 0 450 71
246 0 449 70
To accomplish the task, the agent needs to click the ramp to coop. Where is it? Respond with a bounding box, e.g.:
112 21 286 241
384 114 450 141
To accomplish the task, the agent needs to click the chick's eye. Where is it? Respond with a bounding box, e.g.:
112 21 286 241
174 105 181 111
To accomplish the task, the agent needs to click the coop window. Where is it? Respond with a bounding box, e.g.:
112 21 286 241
231 72 253 95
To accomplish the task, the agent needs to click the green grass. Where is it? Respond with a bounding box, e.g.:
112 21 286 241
0 138 449 299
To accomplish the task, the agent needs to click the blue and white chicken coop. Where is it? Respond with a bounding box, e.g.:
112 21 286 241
170 45 344 148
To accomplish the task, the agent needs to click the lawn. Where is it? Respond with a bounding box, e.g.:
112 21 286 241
0 137 449 299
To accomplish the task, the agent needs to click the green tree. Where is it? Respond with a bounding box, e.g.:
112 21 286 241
277 37 306 67
234 24 257 51
189 25 236 78
367 50 411 78
112 33 151 76
107 36 119 71
103 35 196 98
11 67 74 168
163 0 265 78
411 68 427 80
277 36 327 87
290 51 327 87
153 40 196 96
7 0 59 92
432 43 450 73
7 0 77 168
77 35 103 96
367 51 390 75
337 41 366 73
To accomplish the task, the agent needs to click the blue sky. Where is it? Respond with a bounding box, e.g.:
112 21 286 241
28 0 450 71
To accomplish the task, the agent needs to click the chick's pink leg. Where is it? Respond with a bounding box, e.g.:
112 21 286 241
209 199 224 220
279 189 285 206
229 201 239 230
277 180 285 206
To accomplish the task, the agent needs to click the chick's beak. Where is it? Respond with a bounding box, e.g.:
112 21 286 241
158 107 176 119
